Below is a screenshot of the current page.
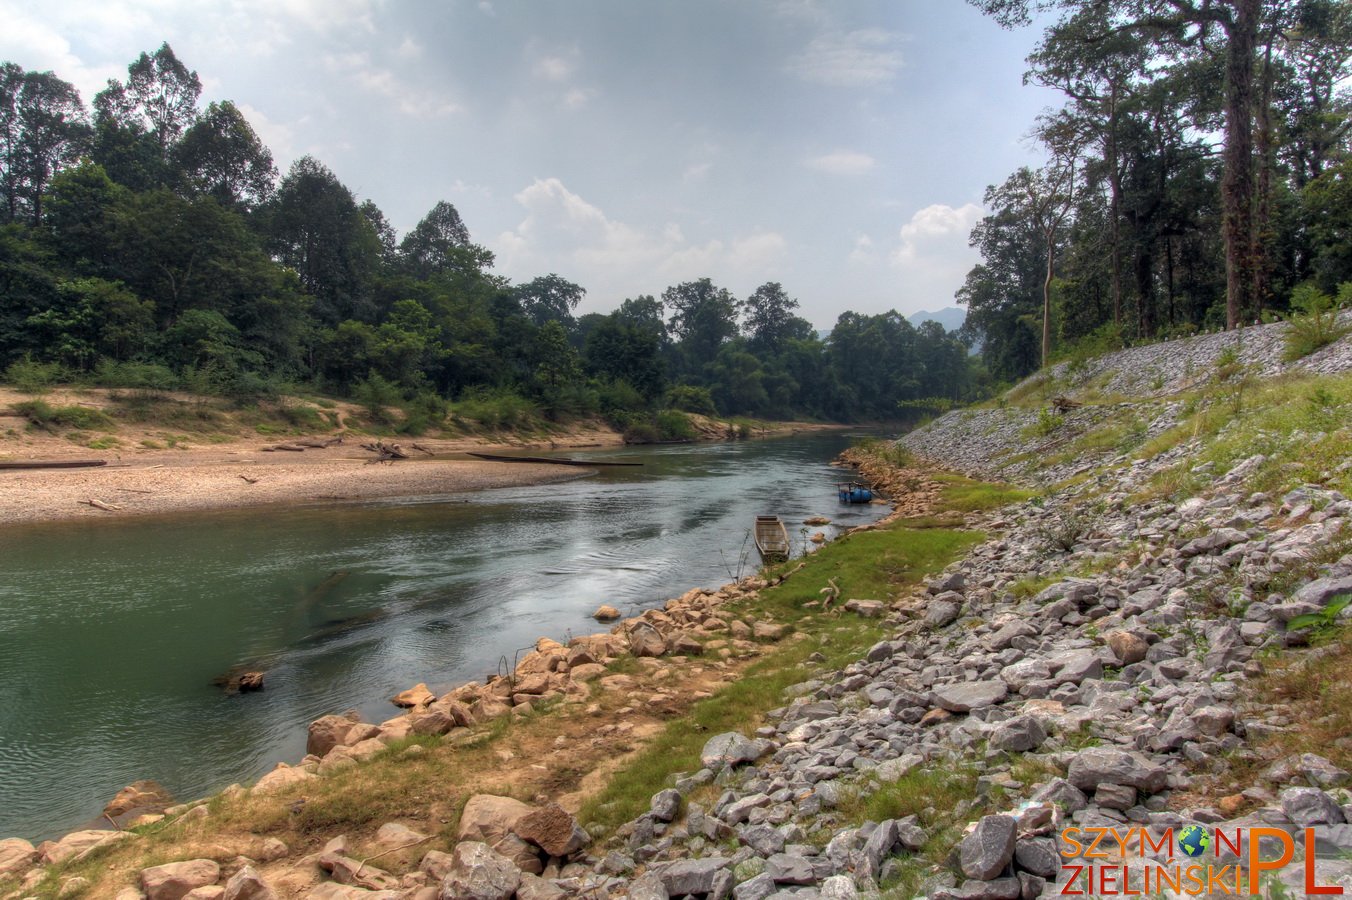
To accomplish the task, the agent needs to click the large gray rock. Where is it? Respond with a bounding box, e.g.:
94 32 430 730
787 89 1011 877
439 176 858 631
932 877 1022 899
765 853 816 885
740 823 786 857
1066 747 1168 794
650 788 682 823
933 681 1008 713
1282 787 1347 826
988 715 1047 753
819 875 859 900
959 815 1016 881
1263 753 1350 788
734 872 776 900
1014 837 1059 878
926 599 963 628
439 841 521 900
659 857 731 895
702 732 762 769
1293 575 1352 607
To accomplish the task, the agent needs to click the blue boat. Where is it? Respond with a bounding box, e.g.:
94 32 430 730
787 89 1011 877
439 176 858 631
837 481 874 504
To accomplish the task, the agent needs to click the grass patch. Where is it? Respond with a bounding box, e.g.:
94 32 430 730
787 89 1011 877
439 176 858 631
934 475 1036 513
11 399 115 432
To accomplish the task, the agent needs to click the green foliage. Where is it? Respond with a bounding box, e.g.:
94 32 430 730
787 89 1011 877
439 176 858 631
12 399 115 431
655 410 696 441
3 357 68 392
664 385 716 415
1284 282 1350 361
352 373 403 425
1286 593 1352 639
454 387 538 430
1022 406 1064 438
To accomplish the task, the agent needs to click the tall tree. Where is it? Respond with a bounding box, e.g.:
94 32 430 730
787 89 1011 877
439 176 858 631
123 43 201 158
740 281 812 354
663 278 738 378
513 273 585 327
265 156 381 323
15 70 89 225
400 200 493 279
972 0 1280 328
0 63 23 223
172 101 276 208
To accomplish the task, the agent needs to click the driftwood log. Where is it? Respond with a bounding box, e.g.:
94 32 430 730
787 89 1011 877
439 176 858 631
238 474 259 484
361 441 409 463
79 498 122 511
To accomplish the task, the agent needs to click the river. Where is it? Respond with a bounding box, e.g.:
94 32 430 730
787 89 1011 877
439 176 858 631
0 431 887 841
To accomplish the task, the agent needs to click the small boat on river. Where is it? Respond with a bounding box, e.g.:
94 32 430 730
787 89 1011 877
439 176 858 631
754 515 791 561
466 452 643 467
837 481 874 504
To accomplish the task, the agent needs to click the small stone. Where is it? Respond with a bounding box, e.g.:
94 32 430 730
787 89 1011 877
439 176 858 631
439 841 521 900
593 605 622 621
650 789 682 823
141 859 221 900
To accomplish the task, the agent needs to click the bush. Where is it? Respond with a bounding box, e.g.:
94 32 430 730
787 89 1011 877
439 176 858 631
12 399 115 431
665 385 716 416
655 410 696 441
1284 282 1350 361
353 373 404 425
91 360 179 391
4 357 67 393
454 387 539 429
623 421 661 443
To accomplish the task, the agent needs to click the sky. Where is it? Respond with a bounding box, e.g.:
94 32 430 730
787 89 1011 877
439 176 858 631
1 0 1060 329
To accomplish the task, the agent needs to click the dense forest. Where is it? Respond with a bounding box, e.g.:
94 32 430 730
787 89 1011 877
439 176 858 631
961 0 1352 380
0 45 976 436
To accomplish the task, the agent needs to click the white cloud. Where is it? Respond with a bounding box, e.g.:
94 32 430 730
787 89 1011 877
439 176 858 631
683 162 712 181
533 54 576 82
493 178 788 305
892 202 982 264
805 150 875 175
848 234 876 265
562 87 596 110
395 36 423 60
789 28 903 87
881 203 984 309
323 51 460 118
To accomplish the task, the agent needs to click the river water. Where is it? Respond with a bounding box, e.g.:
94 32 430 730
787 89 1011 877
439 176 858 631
0 432 886 841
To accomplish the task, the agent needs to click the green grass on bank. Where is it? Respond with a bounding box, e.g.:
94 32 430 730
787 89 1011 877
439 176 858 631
577 521 985 832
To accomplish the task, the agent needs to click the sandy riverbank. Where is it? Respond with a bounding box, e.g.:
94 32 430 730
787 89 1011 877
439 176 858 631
0 386 849 527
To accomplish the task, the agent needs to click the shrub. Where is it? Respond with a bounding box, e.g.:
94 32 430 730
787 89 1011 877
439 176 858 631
12 399 115 432
91 360 179 391
623 421 660 443
353 373 404 425
1284 282 1350 361
454 388 539 430
4 357 67 393
655 410 696 441
664 385 716 416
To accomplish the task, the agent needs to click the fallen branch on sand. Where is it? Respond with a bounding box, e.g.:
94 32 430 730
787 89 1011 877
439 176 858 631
79 498 122 511
361 441 409 463
238 474 259 484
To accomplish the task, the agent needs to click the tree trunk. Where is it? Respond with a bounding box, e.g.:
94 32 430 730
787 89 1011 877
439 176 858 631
1043 227 1055 369
1221 0 1260 330
1253 39 1276 323
1136 244 1155 339
1107 81 1124 329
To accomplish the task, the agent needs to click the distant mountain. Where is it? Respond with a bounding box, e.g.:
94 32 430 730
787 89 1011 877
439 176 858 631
907 307 966 333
